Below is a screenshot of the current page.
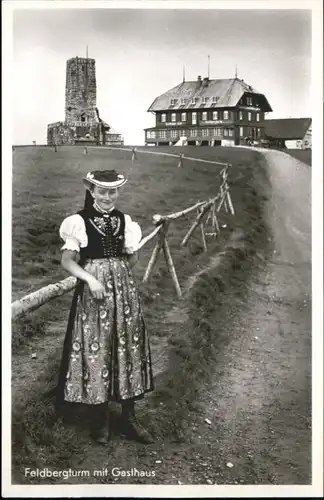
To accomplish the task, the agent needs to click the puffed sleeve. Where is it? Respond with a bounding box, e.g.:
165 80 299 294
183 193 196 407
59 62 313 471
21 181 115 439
59 214 88 252
124 214 142 254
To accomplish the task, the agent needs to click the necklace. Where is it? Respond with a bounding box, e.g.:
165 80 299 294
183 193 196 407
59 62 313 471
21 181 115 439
93 201 115 214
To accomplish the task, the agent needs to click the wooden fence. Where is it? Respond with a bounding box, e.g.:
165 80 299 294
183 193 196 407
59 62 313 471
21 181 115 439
11 150 235 320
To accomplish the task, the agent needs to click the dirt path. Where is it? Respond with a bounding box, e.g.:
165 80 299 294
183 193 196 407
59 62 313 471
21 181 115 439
201 148 311 484
13 149 312 486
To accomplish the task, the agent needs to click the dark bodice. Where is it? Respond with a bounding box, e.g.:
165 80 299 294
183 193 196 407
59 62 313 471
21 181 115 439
78 207 125 261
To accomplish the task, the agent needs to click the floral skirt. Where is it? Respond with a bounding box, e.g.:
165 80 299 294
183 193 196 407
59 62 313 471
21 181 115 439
57 258 154 405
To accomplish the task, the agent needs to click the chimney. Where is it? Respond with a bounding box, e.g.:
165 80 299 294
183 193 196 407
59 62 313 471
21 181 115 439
197 75 202 82
202 76 209 87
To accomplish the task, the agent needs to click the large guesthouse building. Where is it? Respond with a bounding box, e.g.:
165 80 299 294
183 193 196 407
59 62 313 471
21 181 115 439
145 76 272 146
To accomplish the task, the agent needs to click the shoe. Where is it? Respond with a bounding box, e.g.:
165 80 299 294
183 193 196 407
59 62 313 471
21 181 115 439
122 417 154 444
89 403 111 445
91 427 111 445
121 400 154 444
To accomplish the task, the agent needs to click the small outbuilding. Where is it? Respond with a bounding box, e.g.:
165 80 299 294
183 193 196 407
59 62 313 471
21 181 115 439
264 118 312 149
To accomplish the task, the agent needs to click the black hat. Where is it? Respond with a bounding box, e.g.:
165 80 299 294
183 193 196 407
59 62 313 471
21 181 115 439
83 170 127 190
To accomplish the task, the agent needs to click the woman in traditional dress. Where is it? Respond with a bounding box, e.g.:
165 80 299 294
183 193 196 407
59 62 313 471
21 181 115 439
56 169 154 444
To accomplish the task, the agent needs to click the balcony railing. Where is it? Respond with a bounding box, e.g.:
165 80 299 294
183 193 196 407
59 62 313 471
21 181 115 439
146 129 235 141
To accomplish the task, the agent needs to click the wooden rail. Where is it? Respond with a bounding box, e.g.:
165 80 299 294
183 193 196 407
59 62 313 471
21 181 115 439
12 155 235 319
87 145 229 168
12 276 77 320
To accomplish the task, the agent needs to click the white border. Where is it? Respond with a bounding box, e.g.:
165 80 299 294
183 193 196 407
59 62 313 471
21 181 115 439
2 0 323 498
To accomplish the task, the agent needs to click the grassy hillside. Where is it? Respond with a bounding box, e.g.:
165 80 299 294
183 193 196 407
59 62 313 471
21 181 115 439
11 145 272 483
12 145 261 298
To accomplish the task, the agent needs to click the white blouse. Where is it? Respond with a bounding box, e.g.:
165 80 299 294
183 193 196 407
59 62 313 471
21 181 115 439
59 213 142 255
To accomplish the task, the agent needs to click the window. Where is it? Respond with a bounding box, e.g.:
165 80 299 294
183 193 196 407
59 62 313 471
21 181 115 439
147 131 156 139
248 112 252 121
229 129 233 137
223 111 229 120
202 97 208 104
191 97 197 105
159 130 166 139
170 98 177 105
239 111 243 120
161 114 166 123
190 129 197 137
224 129 228 137
192 112 197 124
256 113 260 122
257 128 261 138
240 127 244 137
170 130 177 138
213 128 222 136
171 113 176 122
247 97 253 106
212 111 219 121
181 112 187 122
202 129 208 137
202 112 207 121
180 130 186 137
181 98 186 105
212 96 219 103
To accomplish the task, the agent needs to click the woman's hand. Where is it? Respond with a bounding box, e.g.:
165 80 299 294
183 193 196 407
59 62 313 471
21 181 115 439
61 251 107 299
87 276 107 300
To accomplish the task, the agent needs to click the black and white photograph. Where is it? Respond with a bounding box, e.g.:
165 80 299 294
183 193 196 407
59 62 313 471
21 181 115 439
3 0 323 497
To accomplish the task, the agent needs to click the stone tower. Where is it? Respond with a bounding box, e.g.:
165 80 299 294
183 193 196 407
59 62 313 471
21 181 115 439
47 56 124 146
65 57 97 124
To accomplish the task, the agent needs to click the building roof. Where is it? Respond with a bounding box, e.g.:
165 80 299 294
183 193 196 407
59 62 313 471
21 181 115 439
148 77 272 112
264 118 312 140
106 127 122 136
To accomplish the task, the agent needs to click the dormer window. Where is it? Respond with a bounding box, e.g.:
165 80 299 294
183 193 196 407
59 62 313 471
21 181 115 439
202 97 208 104
247 97 253 106
180 98 186 105
212 96 219 103
170 98 177 105
191 97 198 105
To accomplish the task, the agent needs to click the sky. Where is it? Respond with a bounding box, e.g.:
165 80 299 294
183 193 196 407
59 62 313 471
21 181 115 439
13 7 312 145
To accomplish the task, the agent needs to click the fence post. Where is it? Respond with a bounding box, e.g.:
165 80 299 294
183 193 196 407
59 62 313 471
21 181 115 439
223 164 235 215
220 184 229 213
143 223 165 283
162 235 182 298
132 147 137 163
197 208 208 252
181 202 210 247
212 202 220 233
84 146 88 155
177 153 184 168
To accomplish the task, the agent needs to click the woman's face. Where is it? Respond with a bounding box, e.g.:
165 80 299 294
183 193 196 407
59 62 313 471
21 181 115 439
92 186 119 211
